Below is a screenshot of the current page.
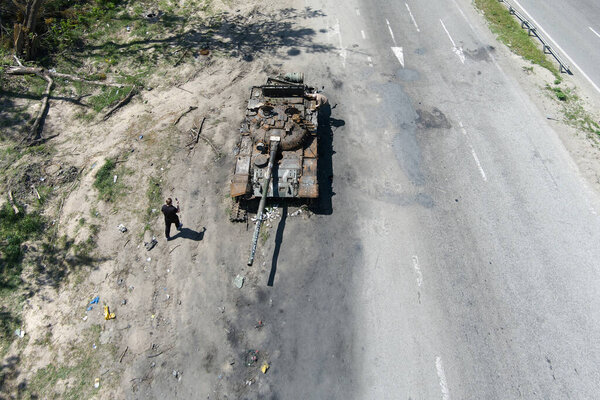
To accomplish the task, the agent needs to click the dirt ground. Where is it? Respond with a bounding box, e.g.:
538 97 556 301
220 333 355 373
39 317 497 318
0 0 328 398
2 0 600 398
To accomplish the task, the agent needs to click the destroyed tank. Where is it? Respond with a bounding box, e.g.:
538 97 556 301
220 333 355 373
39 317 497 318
229 73 320 265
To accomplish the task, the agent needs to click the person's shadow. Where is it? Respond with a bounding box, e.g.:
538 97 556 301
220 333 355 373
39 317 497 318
170 227 206 241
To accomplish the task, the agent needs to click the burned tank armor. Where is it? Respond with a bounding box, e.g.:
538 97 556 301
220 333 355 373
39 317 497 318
230 74 320 203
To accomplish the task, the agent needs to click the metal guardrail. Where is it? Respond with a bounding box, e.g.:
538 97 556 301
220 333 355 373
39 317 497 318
497 0 572 75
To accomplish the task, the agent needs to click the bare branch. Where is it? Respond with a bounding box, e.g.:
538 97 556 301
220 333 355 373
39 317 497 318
5 66 124 87
102 87 137 121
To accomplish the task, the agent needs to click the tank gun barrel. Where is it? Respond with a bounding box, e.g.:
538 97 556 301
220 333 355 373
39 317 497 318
248 136 280 266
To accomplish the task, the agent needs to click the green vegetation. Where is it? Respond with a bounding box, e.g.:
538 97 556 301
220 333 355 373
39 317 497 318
146 177 162 215
24 324 107 400
474 0 560 78
545 85 600 136
88 86 134 113
0 202 45 284
93 158 126 202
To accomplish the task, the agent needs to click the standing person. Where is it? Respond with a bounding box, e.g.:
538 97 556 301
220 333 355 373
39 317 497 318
161 198 182 240
306 92 328 110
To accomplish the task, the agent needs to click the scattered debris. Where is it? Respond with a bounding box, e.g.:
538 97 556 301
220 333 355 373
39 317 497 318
173 105 198 125
245 350 259 366
172 370 181 380
83 315 88 321
94 378 100 389
233 275 245 289
145 238 158 251
113 175 118 183
261 362 270 374
119 346 129 363
103 87 137 121
255 320 264 329
146 257 152 262
169 244 181 254
117 224 127 233
121 299 127 305
87 296 100 311
251 206 280 223
104 305 116 320
14 328 25 338
290 209 303 217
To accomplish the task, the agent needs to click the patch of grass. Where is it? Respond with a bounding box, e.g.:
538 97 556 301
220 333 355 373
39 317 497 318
0 202 45 282
546 85 600 136
260 229 270 245
548 85 567 101
144 176 162 232
24 324 105 400
93 158 127 202
88 86 134 113
474 0 560 78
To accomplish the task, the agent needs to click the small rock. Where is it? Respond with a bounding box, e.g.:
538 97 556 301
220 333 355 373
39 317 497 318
233 275 245 289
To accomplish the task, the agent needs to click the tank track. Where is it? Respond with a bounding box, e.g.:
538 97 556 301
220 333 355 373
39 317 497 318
230 198 247 222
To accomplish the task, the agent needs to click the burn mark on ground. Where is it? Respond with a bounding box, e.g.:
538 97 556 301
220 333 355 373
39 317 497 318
416 108 451 130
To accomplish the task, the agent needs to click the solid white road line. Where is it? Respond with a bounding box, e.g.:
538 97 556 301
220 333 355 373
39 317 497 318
436 356 451 400
405 3 420 32
440 19 465 64
590 26 600 39
361 30 366 39
391 47 405 67
412 255 423 287
459 121 487 181
511 0 600 95
386 19 398 46
332 18 347 68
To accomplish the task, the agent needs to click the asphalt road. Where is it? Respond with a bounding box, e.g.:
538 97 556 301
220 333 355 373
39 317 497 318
256 0 600 398
510 0 600 95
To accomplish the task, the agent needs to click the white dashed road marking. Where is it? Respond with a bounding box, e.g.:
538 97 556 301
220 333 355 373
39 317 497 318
412 255 423 287
386 19 398 46
590 26 600 39
405 3 420 32
440 19 465 64
391 47 405 67
361 30 366 39
331 18 347 68
436 356 451 400
459 121 487 181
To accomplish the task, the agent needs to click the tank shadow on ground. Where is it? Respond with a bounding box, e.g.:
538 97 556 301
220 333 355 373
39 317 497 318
312 102 338 215
268 204 288 286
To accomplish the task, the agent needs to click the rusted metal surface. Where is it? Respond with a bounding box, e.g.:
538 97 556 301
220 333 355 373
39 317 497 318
230 75 320 201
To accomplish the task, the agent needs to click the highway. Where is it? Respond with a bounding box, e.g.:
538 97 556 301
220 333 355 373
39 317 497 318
511 0 600 95
257 0 600 398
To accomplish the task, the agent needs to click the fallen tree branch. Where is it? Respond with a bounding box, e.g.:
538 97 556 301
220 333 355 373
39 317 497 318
173 105 197 125
147 345 174 358
5 66 124 87
194 117 206 144
31 185 41 200
29 71 53 141
119 346 129 363
103 87 137 121
8 190 19 214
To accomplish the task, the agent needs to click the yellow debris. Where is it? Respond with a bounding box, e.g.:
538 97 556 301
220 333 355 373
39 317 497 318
104 305 115 320
261 362 269 374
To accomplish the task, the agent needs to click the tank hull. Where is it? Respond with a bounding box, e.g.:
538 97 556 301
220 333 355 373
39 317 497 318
230 77 320 200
